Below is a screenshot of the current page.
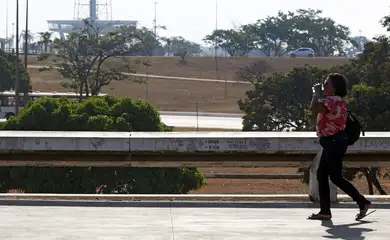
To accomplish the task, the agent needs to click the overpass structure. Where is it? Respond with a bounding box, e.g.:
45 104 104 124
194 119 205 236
47 0 137 39
0 131 388 167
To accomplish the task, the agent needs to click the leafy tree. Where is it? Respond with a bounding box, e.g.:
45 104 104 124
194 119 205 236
217 9 351 56
349 36 370 51
381 13 390 31
0 96 206 193
0 39 5 50
203 28 255 56
118 26 165 56
41 20 142 98
0 49 31 93
162 36 201 61
347 36 390 132
287 9 351 56
238 65 327 131
242 11 292 56
38 31 53 53
343 36 371 57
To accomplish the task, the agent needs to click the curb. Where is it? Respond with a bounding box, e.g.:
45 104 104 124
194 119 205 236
1 200 390 209
0 194 389 204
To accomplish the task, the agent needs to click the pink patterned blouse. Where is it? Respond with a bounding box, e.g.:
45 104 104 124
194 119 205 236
316 96 347 137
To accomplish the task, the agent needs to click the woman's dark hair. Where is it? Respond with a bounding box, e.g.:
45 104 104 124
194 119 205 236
328 73 348 97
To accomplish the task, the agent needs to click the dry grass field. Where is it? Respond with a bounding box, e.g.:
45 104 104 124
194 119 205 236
28 56 350 80
28 69 250 113
27 56 350 113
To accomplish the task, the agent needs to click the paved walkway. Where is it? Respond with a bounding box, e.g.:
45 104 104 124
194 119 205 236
0 205 388 239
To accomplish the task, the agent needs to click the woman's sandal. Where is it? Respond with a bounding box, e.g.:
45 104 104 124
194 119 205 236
356 202 372 221
307 213 332 220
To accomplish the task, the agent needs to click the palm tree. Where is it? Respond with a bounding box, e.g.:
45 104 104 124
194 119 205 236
5 36 14 50
38 31 52 53
0 37 13 51
20 30 34 42
20 30 34 53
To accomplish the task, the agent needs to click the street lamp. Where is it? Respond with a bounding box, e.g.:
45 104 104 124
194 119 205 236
214 0 219 79
153 2 157 37
153 2 158 56
5 0 8 41
24 0 29 69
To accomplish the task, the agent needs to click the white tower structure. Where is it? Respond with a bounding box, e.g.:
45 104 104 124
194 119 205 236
47 0 137 39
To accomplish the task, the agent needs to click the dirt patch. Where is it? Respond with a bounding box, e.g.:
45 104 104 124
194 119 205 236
189 178 389 195
191 167 390 195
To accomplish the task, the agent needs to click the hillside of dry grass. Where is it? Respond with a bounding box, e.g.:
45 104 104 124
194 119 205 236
27 56 350 80
27 56 350 113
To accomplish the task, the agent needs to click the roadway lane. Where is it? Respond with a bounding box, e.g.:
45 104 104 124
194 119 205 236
0 204 388 239
160 112 242 130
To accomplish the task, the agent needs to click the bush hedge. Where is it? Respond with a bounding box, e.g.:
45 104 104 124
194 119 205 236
0 96 206 193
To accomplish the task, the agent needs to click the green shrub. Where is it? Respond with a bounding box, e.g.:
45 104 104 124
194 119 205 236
0 96 206 193
37 52 51 62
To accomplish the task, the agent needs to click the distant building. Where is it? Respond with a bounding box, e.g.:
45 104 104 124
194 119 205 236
47 0 137 39
47 20 137 39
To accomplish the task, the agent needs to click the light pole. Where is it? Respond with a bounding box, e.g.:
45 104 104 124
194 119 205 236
12 23 15 50
24 0 29 69
153 2 157 37
5 0 8 41
153 2 158 56
214 0 219 79
15 0 20 114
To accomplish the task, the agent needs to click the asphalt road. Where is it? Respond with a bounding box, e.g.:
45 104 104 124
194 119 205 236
0 204 388 239
160 113 242 129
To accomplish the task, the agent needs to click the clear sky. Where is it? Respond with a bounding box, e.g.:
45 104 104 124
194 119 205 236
1 0 389 43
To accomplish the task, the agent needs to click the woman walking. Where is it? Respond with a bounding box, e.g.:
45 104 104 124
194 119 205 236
308 73 371 221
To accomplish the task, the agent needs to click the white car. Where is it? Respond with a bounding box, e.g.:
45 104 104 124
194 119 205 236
354 51 363 58
288 48 315 57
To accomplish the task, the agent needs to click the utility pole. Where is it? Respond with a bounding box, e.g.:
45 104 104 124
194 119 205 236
214 0 219 79
15 0 20 114
12 23 15 50
153 2 157 37
24 0 29 69
6 0 8 41
153 2 157 56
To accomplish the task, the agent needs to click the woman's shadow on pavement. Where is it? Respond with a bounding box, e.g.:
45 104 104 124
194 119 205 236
321 220 376 240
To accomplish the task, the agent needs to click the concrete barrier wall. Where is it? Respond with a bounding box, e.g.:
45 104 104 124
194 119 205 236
0 131 389 167
0 131 389 153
